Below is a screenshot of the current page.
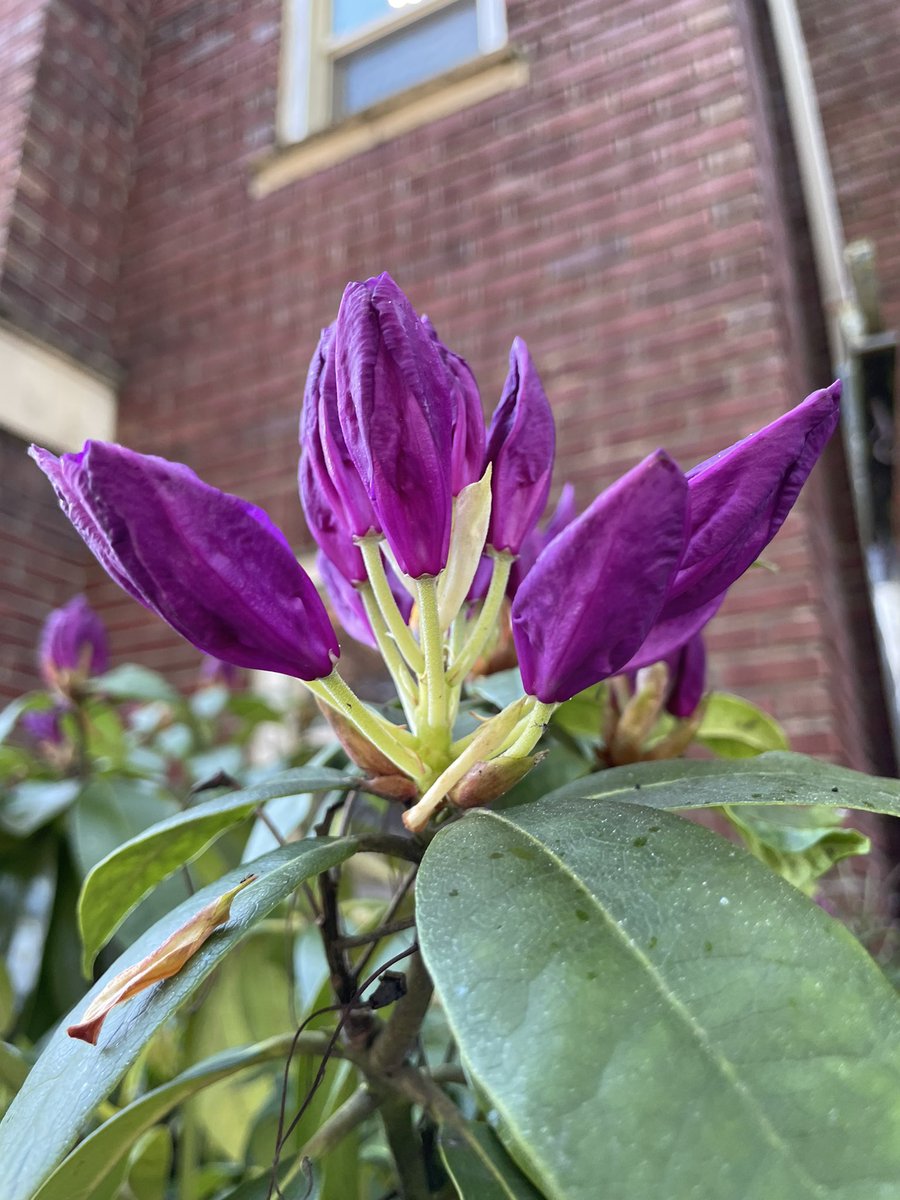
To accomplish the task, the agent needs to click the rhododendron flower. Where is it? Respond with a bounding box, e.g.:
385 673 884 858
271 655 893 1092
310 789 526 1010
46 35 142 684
38 594 108 688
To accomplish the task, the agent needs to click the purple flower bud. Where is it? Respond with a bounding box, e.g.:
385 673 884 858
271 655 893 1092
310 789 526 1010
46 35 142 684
625 383 841 671
302 325 379 542
665 632 706 718
38 594 109 686
422 316 485 495
31 441 340 681
21 706 66 746
335 273 453 578
508 483 577 597
484 338 556 555
672 382 841 616
512 451 689 703
317 551 375 648
298 449 366 584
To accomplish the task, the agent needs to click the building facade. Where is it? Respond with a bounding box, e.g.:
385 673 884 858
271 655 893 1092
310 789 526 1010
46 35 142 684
0 0 897 772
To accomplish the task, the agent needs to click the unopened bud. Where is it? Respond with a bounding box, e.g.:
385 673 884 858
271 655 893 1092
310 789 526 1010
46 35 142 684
364 774 420 803
316 699 404 776
450 752 545 810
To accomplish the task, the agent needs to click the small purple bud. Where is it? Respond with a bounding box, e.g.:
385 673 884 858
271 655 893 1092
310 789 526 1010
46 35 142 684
38 595 109 686
511 452 689 703
508 483 577 597
317 551 376 648
31 441 340 681
665 633 706 718
484 338 555 555
335 273 453 578
422 316 485 495
21 706 66 746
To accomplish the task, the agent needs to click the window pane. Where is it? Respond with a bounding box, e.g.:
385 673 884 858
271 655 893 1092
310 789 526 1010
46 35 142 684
333 0 479 118
332 0 399 39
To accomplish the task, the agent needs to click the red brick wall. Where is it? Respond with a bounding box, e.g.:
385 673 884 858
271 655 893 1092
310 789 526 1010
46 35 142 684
0 427 91 698
0 0 149 376
0 0 46 266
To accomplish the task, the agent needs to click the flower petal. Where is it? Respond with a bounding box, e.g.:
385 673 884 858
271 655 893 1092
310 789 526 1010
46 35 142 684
32 442 339 680
511 451 688 702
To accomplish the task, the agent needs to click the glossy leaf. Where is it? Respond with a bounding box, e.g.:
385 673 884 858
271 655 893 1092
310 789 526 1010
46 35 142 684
78 766 356 971
0 836 58 1021
0 779 81 838
696 691 789 758
542 750 900 817
0 838 357 1200
468 668 526 712
0 1043 28 1094
440 1122 544 1199
91 665 178 703
0 694 52 746
69 875 257 1044
68 778 179 878
724 804 869 894
32 1036 298 1200
418 796 900 1199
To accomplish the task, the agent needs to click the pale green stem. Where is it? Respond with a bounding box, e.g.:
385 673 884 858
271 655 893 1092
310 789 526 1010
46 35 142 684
403 697 529 832
446 552 513 685
502 700 557 758
415 576 447 733
359 583 418 729
445 616 467 728
358 538 424 673
307 670 423 778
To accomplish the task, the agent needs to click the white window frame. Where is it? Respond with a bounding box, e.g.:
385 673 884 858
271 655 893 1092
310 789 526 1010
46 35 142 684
279 0 508 143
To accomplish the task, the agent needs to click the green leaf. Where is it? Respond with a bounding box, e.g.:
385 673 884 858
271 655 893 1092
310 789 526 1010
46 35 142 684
724 804 869 894
77 766 356 972
0 779 81 837
183 935 294 1158
215 1156 319 1200
543 750 900 817
0 837 358 1200
68 778 179 878
440 1122 544 1199
32 1036 299 1200
0 694 52 746
122 1125 172 1200
0 1043 29 1093
468 669 525 712
696 692 789 757
550 684 607 740
0 836 58 1021
418 797 900 1199
92 665 178 703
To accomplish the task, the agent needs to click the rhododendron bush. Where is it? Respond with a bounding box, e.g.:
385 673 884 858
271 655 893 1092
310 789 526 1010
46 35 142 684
2 275 900 1200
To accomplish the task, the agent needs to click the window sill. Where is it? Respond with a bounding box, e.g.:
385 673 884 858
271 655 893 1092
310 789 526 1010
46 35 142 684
251 47 528 197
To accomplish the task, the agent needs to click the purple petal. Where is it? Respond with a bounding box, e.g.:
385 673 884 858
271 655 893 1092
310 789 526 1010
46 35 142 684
512 451 689 703
509 482 577 597
335 273 453 578
317 552 376 648
665 632 707 717
485 338 556 555
668 382 841 616
32 442 339 681
422 315 486 495
303 325 379 539
38 594 109 683
298 450 366 584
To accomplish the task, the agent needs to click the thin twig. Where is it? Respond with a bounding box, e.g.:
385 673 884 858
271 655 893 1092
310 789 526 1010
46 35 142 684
354 868 417 981
335 917 416 949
